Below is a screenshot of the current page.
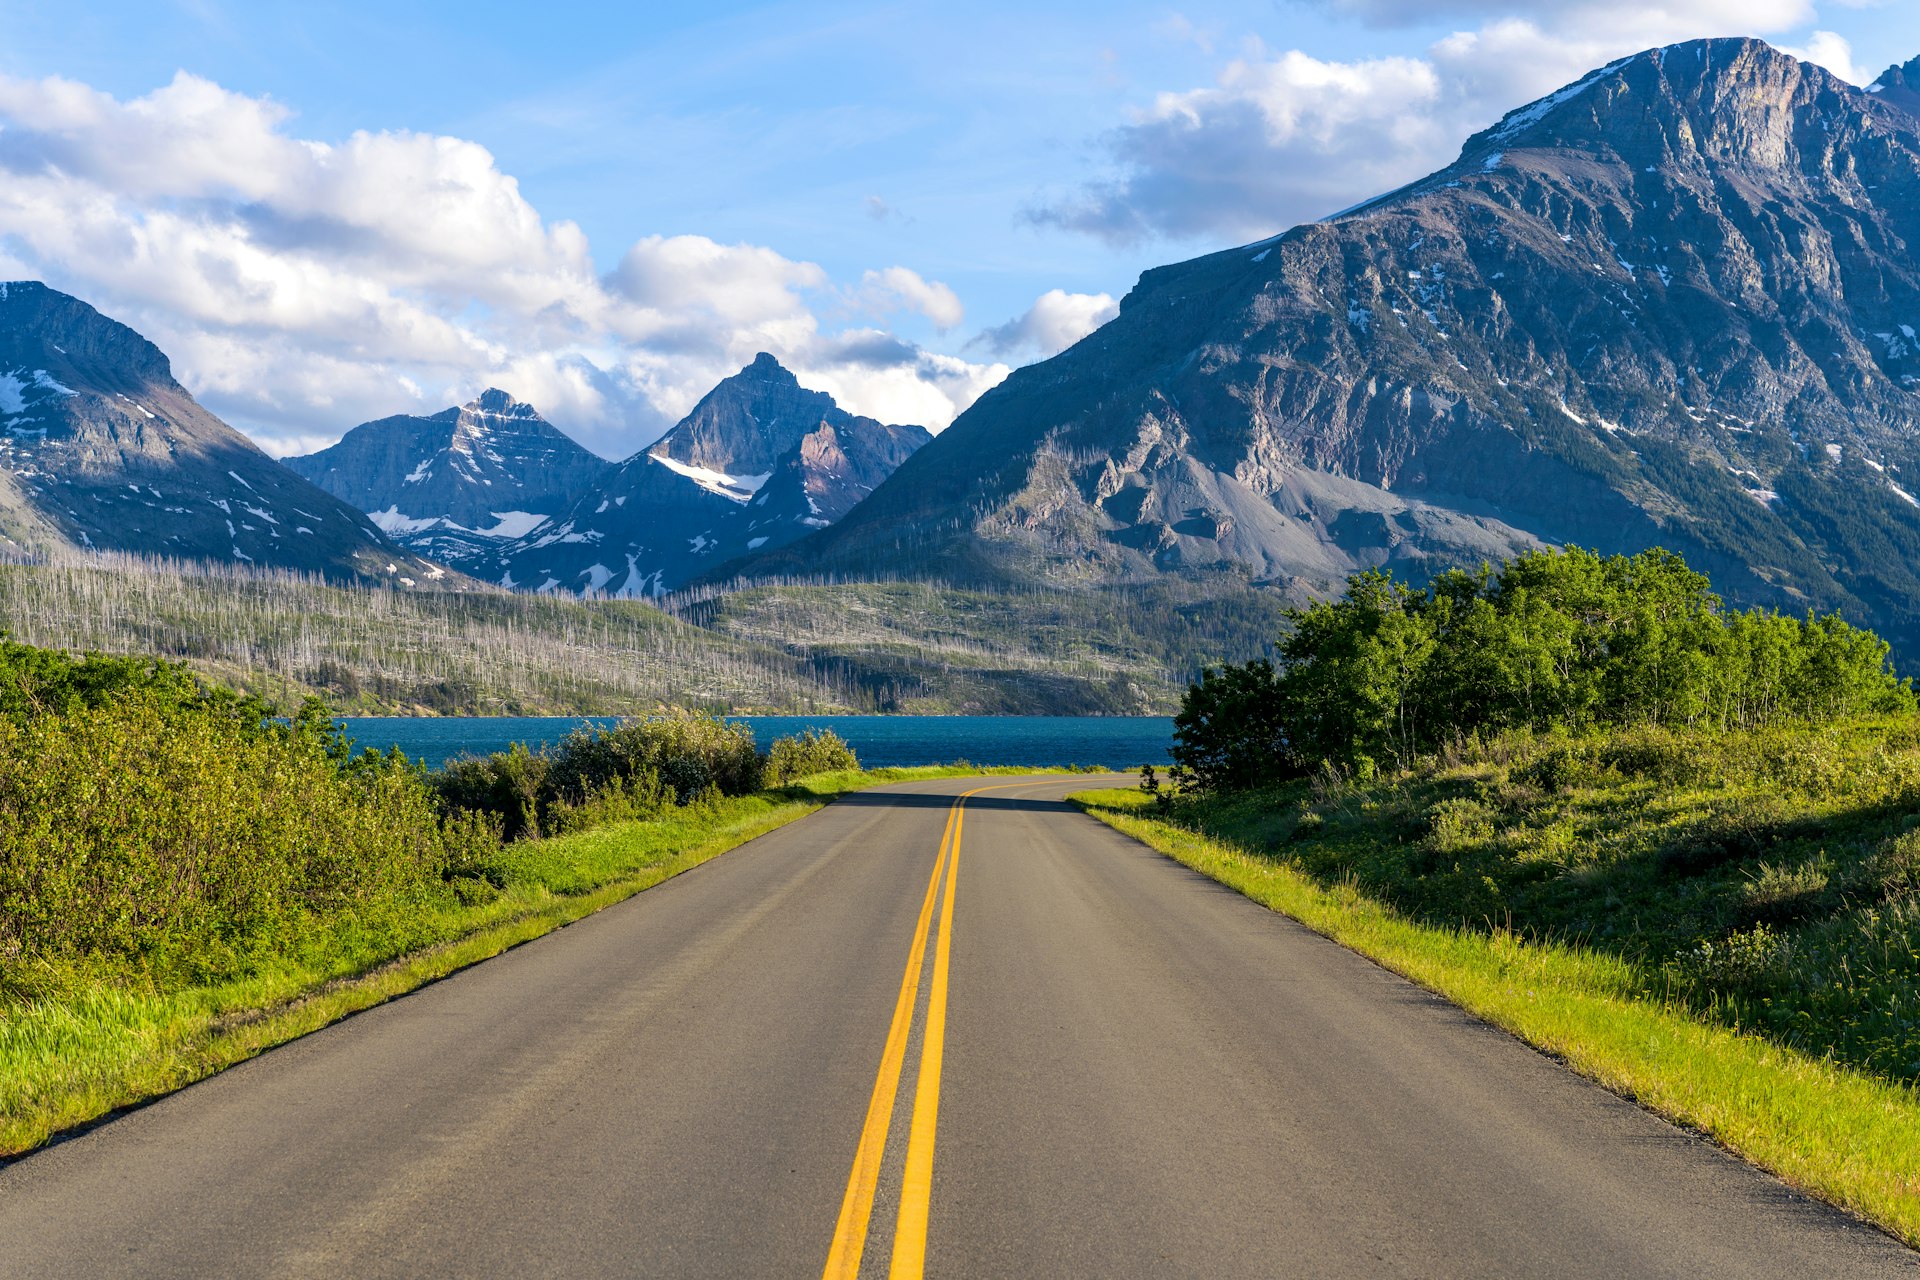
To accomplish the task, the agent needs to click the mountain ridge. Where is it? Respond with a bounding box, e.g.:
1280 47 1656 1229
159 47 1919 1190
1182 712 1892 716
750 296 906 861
493 353 929 595
0 281 445 584
739 37 1920 655
283 388 611 572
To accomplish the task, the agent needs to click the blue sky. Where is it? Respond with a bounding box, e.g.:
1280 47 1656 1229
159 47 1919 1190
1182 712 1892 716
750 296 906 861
0 1 1911 455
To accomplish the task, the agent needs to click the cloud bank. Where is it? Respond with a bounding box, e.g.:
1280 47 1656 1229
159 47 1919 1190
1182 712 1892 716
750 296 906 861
0 71 1008 456
1033 1 1870 246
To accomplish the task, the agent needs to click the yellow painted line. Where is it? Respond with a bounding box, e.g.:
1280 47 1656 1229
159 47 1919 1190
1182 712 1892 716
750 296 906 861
821 803 958 1280
888 797 964 1280
823 779 1055 1280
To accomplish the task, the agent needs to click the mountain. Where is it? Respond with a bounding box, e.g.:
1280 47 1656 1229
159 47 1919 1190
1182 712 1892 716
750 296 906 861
1870 55 1920 119
494 353 929 595
0 282 445 583
748 38 1920 655
283 390 611 571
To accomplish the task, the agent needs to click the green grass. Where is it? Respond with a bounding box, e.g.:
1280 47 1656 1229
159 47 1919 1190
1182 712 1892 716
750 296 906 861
1073 772 1920 1246
0 764 1078 1159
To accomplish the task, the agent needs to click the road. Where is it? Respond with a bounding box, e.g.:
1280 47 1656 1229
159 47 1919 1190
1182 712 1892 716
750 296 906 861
2 775 1912 1278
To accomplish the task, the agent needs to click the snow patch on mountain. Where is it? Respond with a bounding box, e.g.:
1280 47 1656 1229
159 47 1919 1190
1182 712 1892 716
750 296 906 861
1490 58 1633 140
472 510 547 539
650 452 772 503
0 369 77 415
368 507 442 535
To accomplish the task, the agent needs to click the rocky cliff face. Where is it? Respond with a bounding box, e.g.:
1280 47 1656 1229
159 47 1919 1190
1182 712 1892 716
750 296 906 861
757 38 1920 653
494 353 928 595
0 282 443 583
283 390 611 571
1870 55 1920 119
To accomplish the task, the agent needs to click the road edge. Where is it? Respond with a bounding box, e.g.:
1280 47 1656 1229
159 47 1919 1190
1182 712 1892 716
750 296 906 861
1069 787 1920 1251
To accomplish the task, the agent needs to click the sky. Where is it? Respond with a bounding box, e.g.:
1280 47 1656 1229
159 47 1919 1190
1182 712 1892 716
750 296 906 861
0 0 1912 458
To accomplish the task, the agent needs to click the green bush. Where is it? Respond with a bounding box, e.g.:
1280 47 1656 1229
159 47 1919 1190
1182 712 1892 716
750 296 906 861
0 637 229 724
549 714 761 804
1169 659 1286 793
1871 830 1920 902
765 728 860 784
434 713 764 840
436 744 552 841
0 690 476 987
1174 547 1914 791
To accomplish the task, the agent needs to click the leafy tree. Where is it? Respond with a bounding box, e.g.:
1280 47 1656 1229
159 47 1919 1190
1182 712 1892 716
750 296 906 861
1173 548 1915 792
1170 659 1286 791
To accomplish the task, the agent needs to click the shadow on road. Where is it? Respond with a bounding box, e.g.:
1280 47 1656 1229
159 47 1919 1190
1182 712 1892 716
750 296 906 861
824 783 1132 815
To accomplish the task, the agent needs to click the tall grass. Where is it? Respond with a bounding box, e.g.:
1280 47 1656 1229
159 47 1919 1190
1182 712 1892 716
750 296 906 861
1146 718 1920 1086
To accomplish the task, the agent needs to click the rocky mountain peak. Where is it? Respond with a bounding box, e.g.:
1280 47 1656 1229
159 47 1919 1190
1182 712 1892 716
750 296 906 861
649 352 836 476
1453 37 1875 175
490 358 929 597
1871 56 1920 119
0 283 438 583
282 387 612 571
443 388 548 452
460 388 542 422
745 351 797 381
0 280 176 390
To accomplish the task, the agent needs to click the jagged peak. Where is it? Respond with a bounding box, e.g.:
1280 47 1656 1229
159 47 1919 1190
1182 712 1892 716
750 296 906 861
1869 55 1920 117
461 387 542 420
1426 36 1901 183
1872 54 1920 90
739 351 799 384
1471 39 1820 146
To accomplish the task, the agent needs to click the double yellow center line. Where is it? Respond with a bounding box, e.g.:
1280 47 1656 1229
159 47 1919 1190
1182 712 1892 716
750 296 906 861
821 782 1029 1280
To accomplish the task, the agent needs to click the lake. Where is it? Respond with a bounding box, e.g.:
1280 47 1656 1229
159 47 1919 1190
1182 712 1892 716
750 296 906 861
336 715 1174 771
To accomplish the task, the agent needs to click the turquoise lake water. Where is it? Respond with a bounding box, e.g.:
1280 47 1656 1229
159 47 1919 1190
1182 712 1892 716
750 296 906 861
336 715 1174 771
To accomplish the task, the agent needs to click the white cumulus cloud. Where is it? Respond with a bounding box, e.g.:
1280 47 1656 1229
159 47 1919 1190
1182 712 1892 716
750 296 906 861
1782 30 1870 84
1034 3 1859 246
856 266 966 332
976 289 1121 360
0 71 1005 457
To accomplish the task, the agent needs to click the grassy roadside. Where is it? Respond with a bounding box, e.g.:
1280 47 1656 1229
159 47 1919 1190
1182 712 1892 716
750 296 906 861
1071 786 1920 1247
0 764 1069 1160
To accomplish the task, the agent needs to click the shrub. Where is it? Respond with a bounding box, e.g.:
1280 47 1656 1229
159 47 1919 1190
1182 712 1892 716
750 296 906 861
434 712 764 840
1741 857 1833 926
1172 547 1914 793
1871 830 1920 902
1670 924 1796 997
0 690 481 985
765 728 860 784
436 744 551 842
548 714 762 803
0 637 226 724
1170 659 1286 792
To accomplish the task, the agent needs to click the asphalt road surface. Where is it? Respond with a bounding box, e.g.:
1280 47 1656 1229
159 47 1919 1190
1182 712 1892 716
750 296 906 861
3 776 1914 1278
